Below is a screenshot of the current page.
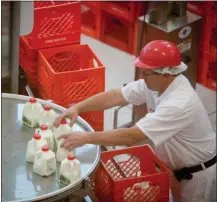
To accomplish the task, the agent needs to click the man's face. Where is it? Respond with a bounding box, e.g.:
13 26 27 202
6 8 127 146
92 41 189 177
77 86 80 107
139 68 163 91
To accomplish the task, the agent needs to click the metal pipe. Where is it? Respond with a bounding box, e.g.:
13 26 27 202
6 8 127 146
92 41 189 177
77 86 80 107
10 2 20 94
25 85 34 97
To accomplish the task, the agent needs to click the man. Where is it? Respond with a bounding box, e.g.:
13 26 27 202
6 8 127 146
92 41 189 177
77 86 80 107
54 40 216 202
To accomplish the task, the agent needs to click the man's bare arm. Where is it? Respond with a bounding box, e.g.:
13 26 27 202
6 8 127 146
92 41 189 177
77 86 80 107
74 89 129 113
86 126 147 146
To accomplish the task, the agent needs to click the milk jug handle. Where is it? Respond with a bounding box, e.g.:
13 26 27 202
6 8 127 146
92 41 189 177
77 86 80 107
35 151 42 160
69 161 74 171
30 103 34 110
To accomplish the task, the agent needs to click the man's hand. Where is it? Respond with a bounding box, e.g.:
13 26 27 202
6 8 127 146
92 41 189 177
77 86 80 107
54 106 79 128
58 132 90 150
58 126 147 148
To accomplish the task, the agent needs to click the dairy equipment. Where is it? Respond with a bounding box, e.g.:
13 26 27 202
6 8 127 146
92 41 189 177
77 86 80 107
2 94 100 202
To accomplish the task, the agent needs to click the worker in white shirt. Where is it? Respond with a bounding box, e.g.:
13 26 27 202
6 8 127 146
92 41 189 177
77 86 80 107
54 40 216 202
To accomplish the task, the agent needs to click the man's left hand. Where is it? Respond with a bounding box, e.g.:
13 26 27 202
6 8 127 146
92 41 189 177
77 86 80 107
58 132 90 150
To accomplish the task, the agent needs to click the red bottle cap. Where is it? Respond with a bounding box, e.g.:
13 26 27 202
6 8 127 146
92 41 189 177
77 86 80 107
42 145 49 152
44 105 51 111
33 134 41 140
61 119 67 124
67 154 75 160
29 97 36 103
40 125 48 130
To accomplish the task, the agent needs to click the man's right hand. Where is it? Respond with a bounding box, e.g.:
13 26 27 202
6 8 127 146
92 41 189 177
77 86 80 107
53 106 79 128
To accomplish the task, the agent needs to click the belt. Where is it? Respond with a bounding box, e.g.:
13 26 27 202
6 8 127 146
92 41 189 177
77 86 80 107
174 155 217 182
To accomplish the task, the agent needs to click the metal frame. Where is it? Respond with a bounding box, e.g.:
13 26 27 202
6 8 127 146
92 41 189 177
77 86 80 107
112 105 133 150
10 2 21 93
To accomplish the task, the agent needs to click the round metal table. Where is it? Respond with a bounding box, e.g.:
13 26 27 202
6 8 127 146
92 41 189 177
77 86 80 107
2 93 100 202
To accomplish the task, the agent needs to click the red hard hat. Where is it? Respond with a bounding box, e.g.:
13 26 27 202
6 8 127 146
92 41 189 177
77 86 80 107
133 40 181 69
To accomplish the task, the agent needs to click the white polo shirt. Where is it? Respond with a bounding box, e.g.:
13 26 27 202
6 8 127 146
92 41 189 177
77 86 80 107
122 74 216 170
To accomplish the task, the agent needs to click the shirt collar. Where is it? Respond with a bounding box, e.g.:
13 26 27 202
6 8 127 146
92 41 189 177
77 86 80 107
156 74 183 105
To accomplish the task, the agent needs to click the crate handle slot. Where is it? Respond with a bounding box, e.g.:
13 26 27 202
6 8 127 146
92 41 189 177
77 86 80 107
54 51 73 61
154 161 162 173
113 154 131 162
93 58 99 68
112 18 122 25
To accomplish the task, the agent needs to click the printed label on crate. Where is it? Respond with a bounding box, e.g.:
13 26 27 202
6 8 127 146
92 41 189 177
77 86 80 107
45 37 67 44
177 39 192 53
179 26 192 39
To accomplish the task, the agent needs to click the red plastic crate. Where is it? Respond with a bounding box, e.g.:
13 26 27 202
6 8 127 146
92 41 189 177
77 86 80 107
101 12 135 54
81 3 101 39
187 2 205 16
102 2 144 23
95 145 170 202
80 111 104 131
187 2 216 16
202 15 217 53
20 36 38 61
38 44 105 106
205 2 217 15
82 1 101 9
102 2 136 22
205 52 217 91
132 21 140 55
19 36 38 88
199 51 217 91
197 51 204 85
28 1 81 49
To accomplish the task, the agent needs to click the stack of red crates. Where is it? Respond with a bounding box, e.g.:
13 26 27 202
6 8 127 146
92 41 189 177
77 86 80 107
80 2 146 55
19 1 80 90
81 2 102 39
187 2 217 91
19 1 105 131
101 2 145 55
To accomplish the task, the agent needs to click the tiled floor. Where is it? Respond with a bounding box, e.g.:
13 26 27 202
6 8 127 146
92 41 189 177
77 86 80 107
81 34 216 133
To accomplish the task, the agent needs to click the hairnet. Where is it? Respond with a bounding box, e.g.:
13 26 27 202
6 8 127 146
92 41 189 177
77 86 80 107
152 61 187 75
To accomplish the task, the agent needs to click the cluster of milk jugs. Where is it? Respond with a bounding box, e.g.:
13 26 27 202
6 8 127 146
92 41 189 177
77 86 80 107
23 97 81 184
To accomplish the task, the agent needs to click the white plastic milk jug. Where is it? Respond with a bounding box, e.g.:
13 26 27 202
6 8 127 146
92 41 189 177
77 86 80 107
26 133 47 163
33 145 56 177
38 105 56 129
53 118 71 144
56 139 76 163
35 124 55 151
59 154 81 185
23 97 43 128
